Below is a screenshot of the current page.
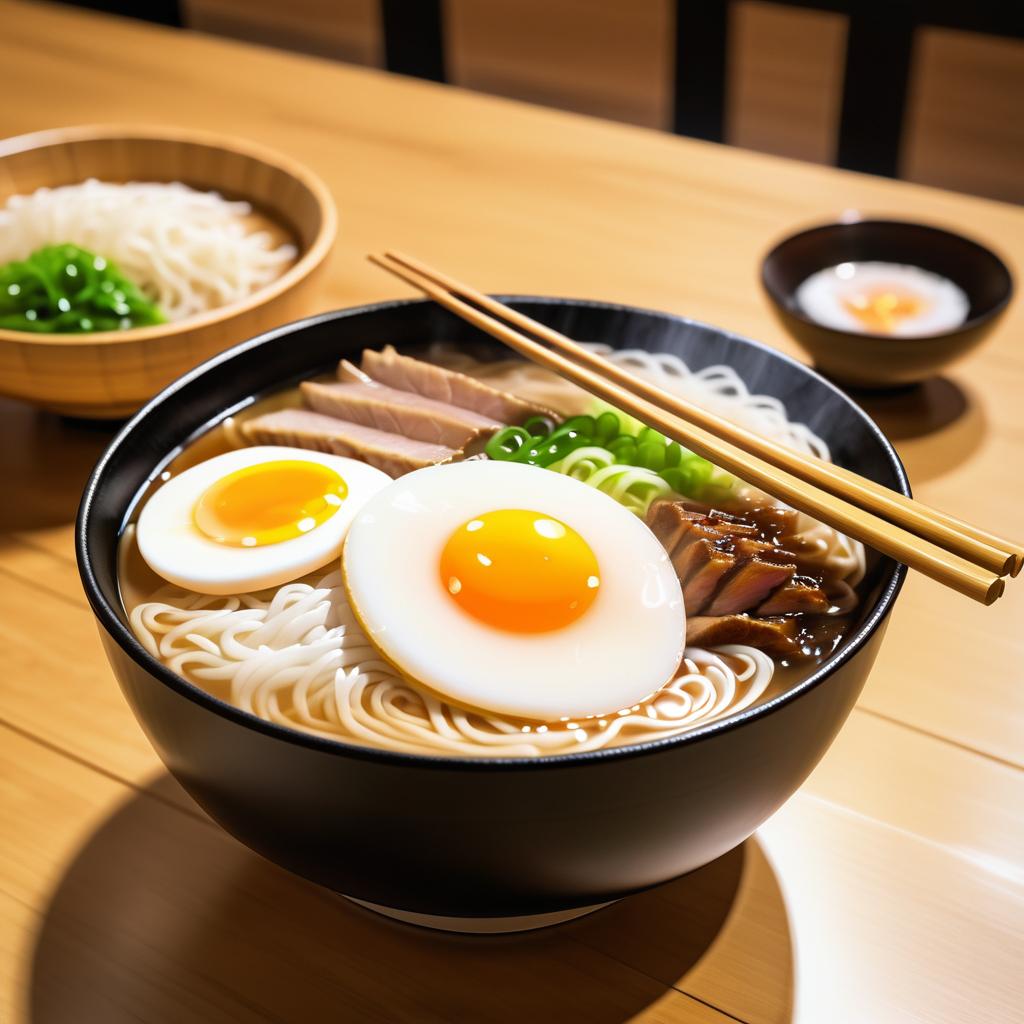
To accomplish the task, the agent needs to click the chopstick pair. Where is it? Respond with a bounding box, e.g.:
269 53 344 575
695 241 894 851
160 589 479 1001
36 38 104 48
369 250 1023 605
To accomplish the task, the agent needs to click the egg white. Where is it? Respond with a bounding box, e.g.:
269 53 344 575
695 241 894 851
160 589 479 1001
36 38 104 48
342 460 686 722
796 261 969 337
136 446 392 595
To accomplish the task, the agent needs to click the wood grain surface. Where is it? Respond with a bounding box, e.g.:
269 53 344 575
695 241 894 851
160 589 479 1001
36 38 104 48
0 3 1021 1022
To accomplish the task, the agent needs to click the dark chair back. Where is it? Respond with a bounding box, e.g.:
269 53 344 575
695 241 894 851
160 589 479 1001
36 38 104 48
381 0 446 83
674 1 1023 178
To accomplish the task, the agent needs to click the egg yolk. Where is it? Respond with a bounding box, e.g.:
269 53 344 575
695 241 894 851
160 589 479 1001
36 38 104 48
843 287 927 334
194 460 347 547
439 509 600 633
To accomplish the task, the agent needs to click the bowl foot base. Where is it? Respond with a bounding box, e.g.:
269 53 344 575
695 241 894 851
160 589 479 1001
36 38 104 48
343 895 614 934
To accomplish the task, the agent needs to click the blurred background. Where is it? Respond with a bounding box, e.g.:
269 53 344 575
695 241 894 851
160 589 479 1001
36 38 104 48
52 1 1024 203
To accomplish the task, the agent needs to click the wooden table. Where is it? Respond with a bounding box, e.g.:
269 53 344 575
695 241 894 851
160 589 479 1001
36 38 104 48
1 3 1021 1022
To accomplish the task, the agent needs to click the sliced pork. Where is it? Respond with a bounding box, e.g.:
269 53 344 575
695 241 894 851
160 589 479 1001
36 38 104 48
336 358 375 385
358 345 548 423
302 380 502 448
241 409 455 478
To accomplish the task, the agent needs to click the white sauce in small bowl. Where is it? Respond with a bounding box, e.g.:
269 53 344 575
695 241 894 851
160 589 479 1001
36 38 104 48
796 261 969 337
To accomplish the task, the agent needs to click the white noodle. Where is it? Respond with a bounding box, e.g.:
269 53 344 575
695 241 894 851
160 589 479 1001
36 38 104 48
130 569 774 757
0 179 297 321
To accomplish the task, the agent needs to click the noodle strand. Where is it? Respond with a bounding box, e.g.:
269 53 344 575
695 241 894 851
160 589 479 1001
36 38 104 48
130 569 774 757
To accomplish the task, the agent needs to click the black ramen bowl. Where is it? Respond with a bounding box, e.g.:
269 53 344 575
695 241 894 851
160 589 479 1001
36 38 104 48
77 298 908 932
762 219 1013 389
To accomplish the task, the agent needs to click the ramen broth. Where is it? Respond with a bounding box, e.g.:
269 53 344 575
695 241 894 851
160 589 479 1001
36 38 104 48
119 343 870 756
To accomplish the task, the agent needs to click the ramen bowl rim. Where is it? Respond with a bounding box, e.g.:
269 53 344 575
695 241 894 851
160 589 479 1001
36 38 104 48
77 295 909 771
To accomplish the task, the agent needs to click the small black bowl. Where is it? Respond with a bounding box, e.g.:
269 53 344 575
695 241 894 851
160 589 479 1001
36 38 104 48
762 219 1013 388
77 298 908 932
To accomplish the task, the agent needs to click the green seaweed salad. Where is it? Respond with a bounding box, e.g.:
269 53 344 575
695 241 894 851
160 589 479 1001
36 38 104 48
0 243 165 333
485 404 735 516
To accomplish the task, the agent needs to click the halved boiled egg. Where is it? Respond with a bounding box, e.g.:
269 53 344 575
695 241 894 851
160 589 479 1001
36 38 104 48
136 446 391 594
342 460 686 721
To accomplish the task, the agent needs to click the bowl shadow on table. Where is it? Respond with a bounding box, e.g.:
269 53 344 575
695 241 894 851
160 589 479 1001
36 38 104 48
28 774 794 1024
848 375 985 483
0 397 117 533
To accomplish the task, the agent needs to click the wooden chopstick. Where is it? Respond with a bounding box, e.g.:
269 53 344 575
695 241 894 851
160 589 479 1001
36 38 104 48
369 252 1007 605
384 249 1024 581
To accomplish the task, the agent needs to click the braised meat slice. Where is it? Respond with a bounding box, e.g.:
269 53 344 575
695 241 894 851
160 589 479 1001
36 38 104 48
681 499 799 541
731 535 787 561
241 409 455 477
686 615 798 655
336 358 375 385
758 578 832 616
302 380 502 448
675 540 737 614
357 345 549 423
705 557 795 617
647 499 831 621
646 500 703 554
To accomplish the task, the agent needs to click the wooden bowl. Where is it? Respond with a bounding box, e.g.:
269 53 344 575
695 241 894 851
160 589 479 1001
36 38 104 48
0 125 336 418
761 219 1013 389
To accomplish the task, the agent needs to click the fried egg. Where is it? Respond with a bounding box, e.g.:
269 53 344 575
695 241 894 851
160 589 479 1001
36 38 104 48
136 446 391 594
796 261 969 337
342 460 686 721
